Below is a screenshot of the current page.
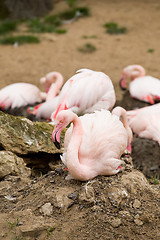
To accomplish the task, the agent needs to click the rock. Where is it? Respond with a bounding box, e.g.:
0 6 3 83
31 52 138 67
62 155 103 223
0 151 31 178
40 203 53 216
133 199 141 209
68 192 79 201
54 187 74 210
0 111 66 155
107 187 129 208
79 181 95 204
134 218 143 226
110 218 122 228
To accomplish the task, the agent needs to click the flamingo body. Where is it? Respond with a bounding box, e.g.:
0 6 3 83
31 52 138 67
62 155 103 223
52 68 116 120
120 65 160 104
0 83 46 110
52 108 132 181
33 68 115 120
129 76 160 104
127 103 160 145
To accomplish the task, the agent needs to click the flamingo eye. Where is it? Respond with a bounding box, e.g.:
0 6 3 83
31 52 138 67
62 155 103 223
60 120 64 123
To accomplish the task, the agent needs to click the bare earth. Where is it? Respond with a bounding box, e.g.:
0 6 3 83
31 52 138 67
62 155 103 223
0 0 160 239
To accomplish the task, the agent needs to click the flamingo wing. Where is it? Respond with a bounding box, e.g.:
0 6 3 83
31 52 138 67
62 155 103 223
129 76 160 103
59 69 115 115
0 83 44 110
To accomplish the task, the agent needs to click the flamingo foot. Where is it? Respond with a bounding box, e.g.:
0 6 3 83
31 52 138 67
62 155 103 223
146 95 154 104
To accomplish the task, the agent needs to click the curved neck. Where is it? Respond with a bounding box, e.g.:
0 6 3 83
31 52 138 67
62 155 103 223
130 65 146 80
112 107 132 144
46 73 63 101
66 115 86 180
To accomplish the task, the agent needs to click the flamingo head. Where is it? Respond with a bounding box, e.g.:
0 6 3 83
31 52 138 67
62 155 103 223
119 74 127 90
40 72 56 93
52 110 73 149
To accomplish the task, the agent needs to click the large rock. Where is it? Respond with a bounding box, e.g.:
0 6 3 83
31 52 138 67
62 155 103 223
0 150 31 179
0 111 65 155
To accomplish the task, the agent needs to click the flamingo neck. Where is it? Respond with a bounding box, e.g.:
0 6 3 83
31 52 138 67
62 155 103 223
66 115 85 180
112 107 133 146
46 72 63 101
130 65 146 81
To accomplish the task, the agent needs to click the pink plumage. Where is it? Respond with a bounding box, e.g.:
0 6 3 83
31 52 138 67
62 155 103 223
0 83 46 110
52 107 132 181
127 103 160 145
0 71 63 110
51 68 116 120
120 65 160 104
33 68 116 120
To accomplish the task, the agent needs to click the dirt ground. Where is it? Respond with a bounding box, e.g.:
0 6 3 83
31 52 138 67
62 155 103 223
0 0 160 239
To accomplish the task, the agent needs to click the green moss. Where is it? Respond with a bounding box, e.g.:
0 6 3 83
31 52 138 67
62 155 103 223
27 18 56 33
0 20 18 34
44 15 62 27
78 43 97 53
147 48 155 53
0 35 40 45
59 7 90 20
104 22 127 34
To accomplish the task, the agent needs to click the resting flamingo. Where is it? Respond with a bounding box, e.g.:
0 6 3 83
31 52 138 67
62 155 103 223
119 65 160 104
0 71 63 110
51 68 116 120
52 107 132 181
127 103 160 145
30 68 116 120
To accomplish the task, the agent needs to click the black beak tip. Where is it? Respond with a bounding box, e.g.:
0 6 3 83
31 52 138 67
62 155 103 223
54 139 61 149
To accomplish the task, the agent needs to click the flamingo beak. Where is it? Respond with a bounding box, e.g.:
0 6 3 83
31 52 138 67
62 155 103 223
119 77 127 90
52 123 63 149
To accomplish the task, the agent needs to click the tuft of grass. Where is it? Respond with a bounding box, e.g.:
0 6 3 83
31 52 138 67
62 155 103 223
59 7 90 20
104 22 127 34
149 175 159 185
27 18 56 33
46 225 56 238
66 0 77 8
82 35 97 39
55 28 67 34
0 35 40 45
44 15 62 27
0 20 18 34
147 48 155 53
78 43 96 53
27 18 67 34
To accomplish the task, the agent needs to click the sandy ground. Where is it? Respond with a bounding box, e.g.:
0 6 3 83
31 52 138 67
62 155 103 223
0 1 160 239
1 0 160 100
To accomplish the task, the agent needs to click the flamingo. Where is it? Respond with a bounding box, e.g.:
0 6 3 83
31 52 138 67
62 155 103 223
51 68 116 120
52 107 132 181
119 65 160 104
30 68 116 120
0 71 63 110
126 103 160 145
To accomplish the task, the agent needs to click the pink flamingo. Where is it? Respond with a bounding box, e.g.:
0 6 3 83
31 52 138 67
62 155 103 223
51 68 116 120
31 68 116 120
119 65 160 104
0 71 63 110
127 103 160 145
52 107 132 181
